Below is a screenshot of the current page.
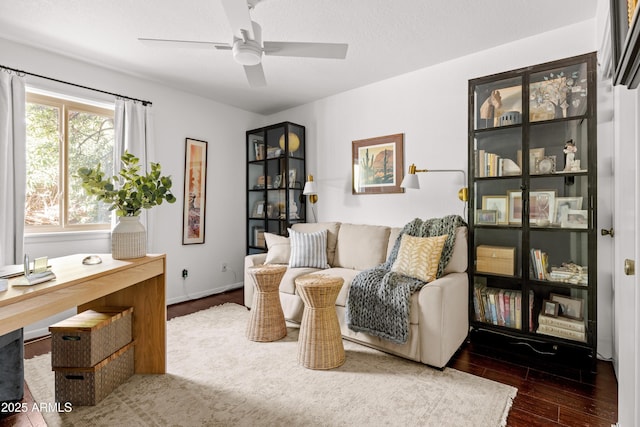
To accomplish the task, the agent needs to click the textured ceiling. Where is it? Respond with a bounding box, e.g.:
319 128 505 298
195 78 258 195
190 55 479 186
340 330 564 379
0 0 597 115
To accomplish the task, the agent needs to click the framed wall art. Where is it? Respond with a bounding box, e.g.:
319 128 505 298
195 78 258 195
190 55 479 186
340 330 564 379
182 138 208 245
352 133 404 194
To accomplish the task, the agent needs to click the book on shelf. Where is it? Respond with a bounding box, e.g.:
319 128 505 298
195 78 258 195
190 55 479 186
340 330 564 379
530 248 550 280
537 323 586 342
473 283 524 330
474 150 520 177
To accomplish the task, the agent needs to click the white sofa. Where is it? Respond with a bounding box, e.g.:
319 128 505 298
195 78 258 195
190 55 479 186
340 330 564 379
244 221 469 369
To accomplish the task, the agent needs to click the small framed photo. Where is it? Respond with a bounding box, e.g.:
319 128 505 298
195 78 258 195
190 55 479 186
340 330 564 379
550 293 584 320
273 174 282 189
542 300 560 317
562 209 588 229
507 190 522 224
554 197 583 225
288 169 297 188
535 156 556 175
482 195 509 225
252 200 265 218
476 209 497 225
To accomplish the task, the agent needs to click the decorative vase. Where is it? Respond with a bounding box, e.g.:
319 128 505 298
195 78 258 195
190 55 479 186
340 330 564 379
111 216 146 259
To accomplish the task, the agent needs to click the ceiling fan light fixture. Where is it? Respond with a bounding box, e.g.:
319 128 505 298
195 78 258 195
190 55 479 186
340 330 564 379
233 40 262 66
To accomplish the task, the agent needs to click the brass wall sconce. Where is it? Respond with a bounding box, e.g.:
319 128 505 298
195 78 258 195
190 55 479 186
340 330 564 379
400 163 469 202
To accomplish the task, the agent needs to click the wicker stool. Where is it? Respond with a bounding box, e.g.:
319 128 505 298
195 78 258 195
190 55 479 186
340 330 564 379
296 275 345 369
246 265 288 342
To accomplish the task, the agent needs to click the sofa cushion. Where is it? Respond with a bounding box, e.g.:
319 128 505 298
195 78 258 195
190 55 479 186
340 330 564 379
291 222 340 266
333 224 391 270
443 227 468 274
264 233 290 264
279 267 321 295
386 227 402 260
288 228 329 269
304 268 361 308
391 234 447 282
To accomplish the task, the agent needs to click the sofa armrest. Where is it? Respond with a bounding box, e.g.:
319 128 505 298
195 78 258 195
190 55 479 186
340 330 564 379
417 272 469 368
244 254 267 308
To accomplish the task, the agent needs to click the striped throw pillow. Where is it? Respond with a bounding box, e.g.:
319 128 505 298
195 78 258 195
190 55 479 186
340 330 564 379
390 234 448 282
288 228 329 269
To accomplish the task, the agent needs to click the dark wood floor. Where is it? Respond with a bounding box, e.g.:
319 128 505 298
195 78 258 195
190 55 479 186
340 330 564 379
1 288 617 427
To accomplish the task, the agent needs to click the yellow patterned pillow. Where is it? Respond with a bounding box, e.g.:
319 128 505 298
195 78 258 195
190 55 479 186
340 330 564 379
390 234 448 282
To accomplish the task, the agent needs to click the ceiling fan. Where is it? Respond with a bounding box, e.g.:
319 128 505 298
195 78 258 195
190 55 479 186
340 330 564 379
138 0 349 87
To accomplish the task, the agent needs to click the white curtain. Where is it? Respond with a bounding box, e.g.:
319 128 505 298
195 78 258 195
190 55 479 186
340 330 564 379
113 99 156 249
0 71 26 266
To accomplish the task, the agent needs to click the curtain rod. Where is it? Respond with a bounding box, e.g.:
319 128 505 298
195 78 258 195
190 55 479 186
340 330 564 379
1 64 152 106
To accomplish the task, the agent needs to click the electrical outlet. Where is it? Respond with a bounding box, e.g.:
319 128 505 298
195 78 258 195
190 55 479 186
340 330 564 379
221 262 228 272
182 269 188 278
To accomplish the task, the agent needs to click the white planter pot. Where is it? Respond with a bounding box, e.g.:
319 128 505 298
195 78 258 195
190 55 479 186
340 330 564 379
112 216 146 259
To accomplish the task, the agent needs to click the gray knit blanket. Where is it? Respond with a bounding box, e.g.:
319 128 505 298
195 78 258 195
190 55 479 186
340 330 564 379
345 215 467 344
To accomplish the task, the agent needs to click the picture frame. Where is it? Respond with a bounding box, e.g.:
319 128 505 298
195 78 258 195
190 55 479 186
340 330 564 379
273 174 282 189
554 196 583 225
529 190 556 224
562 209 588 229
542 300 560 317
482 195 509 225
252 200 265 218
352 133 404 194
535 156 556 175
182 138 208 245
507 190 522 224
476 209 497 225
550 293 584 320
516 148 545 173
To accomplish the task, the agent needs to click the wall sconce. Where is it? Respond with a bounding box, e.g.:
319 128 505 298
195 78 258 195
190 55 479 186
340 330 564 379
401 163 469 202
303 175 318 222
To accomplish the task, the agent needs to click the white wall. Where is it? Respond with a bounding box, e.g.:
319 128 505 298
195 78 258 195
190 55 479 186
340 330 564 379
266 20 614 357
1 37 262 338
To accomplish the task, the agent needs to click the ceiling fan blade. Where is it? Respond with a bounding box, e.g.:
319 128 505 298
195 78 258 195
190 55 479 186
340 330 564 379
263 42 348 59
244 64 266 87
138 38 230 49
220 0 254 40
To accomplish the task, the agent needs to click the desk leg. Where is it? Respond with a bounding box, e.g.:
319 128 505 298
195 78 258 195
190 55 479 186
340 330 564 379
79 273 166 374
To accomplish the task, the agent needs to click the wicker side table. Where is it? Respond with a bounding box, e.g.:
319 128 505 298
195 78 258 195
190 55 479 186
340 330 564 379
296 275 345 369
246 265 288 342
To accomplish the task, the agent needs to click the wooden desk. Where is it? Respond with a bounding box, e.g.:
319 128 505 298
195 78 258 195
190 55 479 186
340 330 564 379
0 254 166 374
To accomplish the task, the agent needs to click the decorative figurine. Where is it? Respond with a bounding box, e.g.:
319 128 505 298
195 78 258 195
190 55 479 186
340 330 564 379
563 139 578 171
480 90 502 127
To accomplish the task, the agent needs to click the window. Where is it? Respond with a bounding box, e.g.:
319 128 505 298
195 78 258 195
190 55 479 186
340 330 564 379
25 92 115 232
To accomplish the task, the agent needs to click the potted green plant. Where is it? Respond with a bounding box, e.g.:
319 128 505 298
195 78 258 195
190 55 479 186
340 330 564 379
76 151 176 259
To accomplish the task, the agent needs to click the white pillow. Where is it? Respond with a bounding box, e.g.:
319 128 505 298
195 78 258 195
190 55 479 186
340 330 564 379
288 228 329 269
264 233 290 264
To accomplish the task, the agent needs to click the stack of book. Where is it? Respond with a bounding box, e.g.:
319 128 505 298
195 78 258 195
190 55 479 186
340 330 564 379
549 264 588 286
536 314 586 342
473 283 535 331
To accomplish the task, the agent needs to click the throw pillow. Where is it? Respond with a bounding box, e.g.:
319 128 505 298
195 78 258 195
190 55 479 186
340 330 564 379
288 228 329 269
390 234 448 282
264 233 290 264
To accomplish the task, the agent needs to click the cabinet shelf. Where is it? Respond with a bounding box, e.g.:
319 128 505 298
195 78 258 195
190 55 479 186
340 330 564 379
468 53 597 367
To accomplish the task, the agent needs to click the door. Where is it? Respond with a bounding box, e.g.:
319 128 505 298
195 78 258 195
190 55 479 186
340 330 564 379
613 85 639 426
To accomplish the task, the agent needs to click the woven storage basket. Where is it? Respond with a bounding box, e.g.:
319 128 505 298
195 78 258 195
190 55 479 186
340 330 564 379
246 265 287 342
54 341 134 406
296 275 345 370
50 307 133 368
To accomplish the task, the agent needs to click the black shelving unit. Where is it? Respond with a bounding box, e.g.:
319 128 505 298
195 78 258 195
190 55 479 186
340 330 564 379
467 53 598 369
246 122 306 254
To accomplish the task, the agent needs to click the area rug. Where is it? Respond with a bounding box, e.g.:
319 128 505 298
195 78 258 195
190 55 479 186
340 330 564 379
24 303 516 426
